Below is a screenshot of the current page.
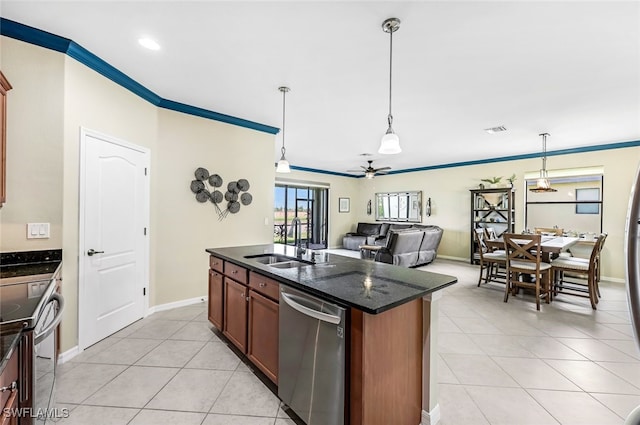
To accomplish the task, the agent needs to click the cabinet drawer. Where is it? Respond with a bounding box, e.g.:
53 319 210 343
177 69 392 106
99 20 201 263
210 255 224 273
225 262 248 284
249 272 280 301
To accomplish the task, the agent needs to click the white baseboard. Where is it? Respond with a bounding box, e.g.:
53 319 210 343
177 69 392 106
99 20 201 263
421 404 441 425
437 255 468 262
58 346 80 364
146 295 207 316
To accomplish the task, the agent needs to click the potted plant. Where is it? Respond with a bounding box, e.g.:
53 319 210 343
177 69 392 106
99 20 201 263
481 176 502 188
506 173 517 187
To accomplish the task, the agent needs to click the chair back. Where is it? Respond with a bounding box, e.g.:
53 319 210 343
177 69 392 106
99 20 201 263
588 233 606 267
503 233 543 272
473 228 488 259
534 227 563 236
484 227 498 240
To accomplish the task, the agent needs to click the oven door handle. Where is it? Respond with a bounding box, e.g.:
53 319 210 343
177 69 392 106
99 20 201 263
34 293 65 345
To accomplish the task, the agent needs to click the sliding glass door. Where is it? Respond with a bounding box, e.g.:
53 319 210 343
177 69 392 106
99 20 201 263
274 184 328 249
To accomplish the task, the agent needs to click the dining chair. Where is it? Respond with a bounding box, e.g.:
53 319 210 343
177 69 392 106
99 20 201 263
503 233 552 311
473 229 506 286
534 227 564 236
550 233 605 309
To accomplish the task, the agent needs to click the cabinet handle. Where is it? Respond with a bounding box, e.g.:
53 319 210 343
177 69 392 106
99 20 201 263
246 297 249 301
232 270 238 274
259 283 267 288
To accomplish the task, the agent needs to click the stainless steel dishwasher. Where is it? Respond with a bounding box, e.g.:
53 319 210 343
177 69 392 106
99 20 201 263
279 285 346 425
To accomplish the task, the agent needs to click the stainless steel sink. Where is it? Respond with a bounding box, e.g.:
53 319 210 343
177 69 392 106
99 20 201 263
269 261 309 269
244 253 313 268
246 254 294 264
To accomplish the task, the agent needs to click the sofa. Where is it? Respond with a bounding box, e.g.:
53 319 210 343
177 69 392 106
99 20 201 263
342 222 444 267
374 226 444 267
342 222 386 250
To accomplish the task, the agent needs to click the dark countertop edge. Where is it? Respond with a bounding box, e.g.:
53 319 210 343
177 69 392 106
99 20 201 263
0 249 62 267
205 247 457 315
0 323 25 376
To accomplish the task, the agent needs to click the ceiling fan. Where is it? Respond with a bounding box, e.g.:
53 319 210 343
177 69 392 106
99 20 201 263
347 160 391 179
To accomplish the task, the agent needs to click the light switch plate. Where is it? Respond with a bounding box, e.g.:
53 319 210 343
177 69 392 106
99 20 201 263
27 223 50 239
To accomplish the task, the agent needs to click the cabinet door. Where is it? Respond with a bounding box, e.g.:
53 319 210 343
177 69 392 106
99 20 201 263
247 290 279 384
0 345 18 425
208 270 224 330
223 278 248 353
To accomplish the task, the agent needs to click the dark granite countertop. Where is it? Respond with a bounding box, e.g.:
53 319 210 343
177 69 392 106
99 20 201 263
206 244 457 314
0 249 62 375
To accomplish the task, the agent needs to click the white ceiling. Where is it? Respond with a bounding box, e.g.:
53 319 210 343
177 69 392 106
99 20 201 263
2 1 639 175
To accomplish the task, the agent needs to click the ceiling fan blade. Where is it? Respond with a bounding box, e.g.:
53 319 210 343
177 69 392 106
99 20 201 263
376 170 390 175
374 167 392 172
346 169 363 173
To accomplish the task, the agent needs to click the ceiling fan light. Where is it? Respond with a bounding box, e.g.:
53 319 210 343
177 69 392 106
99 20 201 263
379 131 401 154
365 171 375 179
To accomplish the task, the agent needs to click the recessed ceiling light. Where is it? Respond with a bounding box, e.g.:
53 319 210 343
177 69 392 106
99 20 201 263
484 126 507 134
138 37 160 51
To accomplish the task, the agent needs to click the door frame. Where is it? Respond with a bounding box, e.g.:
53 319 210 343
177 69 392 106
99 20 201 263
78 127 150 351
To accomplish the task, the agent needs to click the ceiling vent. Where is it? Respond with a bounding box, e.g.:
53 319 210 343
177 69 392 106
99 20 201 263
484 126 507 134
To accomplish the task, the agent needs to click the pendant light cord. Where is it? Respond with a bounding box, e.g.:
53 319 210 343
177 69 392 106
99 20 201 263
281 88 287 155
388 28 394 127
541 133 548 173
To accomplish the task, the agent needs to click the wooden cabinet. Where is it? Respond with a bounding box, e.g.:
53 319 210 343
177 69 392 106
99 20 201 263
247 273 279 384
223 277 248 353
469 187 515 263
207 256 280 383
208 270 224 330
0 343 19 425
0 71 12 207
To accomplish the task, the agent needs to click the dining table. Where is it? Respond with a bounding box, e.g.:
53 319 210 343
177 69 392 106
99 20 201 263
487 235 581 262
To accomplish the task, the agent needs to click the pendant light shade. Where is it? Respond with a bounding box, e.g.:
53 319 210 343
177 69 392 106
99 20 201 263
379 18 402 155
276 86 291 173
530 133 557 193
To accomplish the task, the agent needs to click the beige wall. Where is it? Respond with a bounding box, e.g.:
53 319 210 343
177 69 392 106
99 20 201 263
154 109 275 306
61 56 159 352
355 148 640 281
0 38 64 251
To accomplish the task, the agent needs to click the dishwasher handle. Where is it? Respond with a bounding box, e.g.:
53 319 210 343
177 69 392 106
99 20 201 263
34 293 65 345
281 292 341 325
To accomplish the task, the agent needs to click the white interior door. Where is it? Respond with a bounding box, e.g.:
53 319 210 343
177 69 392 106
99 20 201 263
79 128 149 350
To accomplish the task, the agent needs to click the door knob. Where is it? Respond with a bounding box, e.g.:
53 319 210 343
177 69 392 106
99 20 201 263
87 249 104 256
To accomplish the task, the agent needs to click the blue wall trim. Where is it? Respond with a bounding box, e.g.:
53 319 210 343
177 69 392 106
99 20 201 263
0 17 70 53
0 17 278 135
385 139 640 176
158 99 278 135
66 41 163 105
290 165 358 178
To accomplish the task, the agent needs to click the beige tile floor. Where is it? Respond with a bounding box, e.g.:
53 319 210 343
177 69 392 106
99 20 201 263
54 256 640 425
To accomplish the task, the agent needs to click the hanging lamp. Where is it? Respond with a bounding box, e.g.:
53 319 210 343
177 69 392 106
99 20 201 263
378 18 402 155
530 133 557 192
276 86 291 173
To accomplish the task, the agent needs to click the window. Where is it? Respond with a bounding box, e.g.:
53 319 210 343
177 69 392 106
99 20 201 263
375 191 422 222
274 183 329 249
575 188 600 214
525 170 603 234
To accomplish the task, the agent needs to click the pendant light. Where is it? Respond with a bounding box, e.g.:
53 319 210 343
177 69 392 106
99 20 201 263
276 86 291 173
378 18 402 155
530 133 557 192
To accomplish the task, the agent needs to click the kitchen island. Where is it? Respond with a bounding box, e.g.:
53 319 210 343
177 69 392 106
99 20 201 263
206 244 456 425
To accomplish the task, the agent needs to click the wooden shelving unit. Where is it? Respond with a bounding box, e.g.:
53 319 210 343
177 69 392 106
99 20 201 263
470 187 515 264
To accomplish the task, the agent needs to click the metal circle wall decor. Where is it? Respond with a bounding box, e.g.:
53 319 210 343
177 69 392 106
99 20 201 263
189 167 252 220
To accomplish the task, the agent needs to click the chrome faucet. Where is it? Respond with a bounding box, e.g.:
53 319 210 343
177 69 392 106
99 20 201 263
291 217 306 257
